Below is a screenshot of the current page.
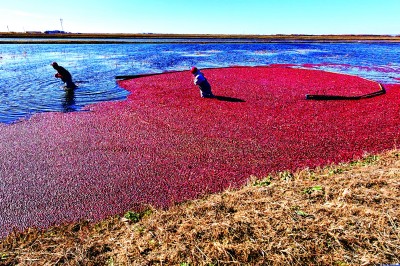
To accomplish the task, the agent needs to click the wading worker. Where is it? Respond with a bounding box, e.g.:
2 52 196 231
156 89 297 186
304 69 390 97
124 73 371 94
51 62 76 89
191 66 214 98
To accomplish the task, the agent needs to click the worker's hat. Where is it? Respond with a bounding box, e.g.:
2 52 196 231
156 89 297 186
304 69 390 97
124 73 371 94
190 66 198 74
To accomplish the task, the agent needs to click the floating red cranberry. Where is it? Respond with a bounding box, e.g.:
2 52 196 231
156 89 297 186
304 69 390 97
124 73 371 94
0 66 399 237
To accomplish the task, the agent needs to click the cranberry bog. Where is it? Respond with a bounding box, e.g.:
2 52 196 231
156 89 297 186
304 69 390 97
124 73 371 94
0 65 399 237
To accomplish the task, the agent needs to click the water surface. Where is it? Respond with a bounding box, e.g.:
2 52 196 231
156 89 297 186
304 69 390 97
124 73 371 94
1 41 399 124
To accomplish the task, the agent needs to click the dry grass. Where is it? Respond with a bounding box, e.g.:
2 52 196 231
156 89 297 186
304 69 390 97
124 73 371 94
1 151 399 265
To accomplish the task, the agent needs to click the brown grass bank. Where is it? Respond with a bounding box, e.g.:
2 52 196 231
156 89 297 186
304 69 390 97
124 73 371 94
1 150 399 265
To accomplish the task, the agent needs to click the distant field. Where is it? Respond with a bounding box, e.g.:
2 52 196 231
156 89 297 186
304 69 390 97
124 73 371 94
1 32 400 43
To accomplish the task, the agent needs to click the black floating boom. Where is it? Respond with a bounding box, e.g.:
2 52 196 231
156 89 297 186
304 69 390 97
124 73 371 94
305 84 386 100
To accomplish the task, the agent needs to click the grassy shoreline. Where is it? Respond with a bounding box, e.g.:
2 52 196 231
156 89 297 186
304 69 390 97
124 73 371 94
1 150 399 265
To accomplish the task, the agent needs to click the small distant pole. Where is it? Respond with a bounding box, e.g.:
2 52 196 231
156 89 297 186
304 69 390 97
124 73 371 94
7 25 10 32
60 18 64 32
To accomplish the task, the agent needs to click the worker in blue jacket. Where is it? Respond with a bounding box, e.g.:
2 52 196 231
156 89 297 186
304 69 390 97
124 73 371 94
191 67 214 98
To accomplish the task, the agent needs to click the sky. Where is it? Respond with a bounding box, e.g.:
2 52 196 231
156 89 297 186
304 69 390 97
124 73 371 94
1 0 399 35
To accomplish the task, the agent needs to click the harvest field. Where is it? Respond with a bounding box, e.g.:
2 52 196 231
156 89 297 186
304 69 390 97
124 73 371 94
0 66 399 237
0 36 400 263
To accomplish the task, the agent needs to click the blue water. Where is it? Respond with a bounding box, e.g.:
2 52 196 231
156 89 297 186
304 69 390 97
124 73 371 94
1 41 400 124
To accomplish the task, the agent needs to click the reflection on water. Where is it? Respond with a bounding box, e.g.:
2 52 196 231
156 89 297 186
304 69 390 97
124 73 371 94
0 42 399 124
62 88 76 112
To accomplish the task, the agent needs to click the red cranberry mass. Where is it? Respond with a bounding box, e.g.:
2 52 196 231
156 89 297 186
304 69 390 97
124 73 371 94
0 66 399 237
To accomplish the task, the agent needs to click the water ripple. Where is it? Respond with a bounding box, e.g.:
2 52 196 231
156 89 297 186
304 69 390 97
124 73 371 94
1 42 400 124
